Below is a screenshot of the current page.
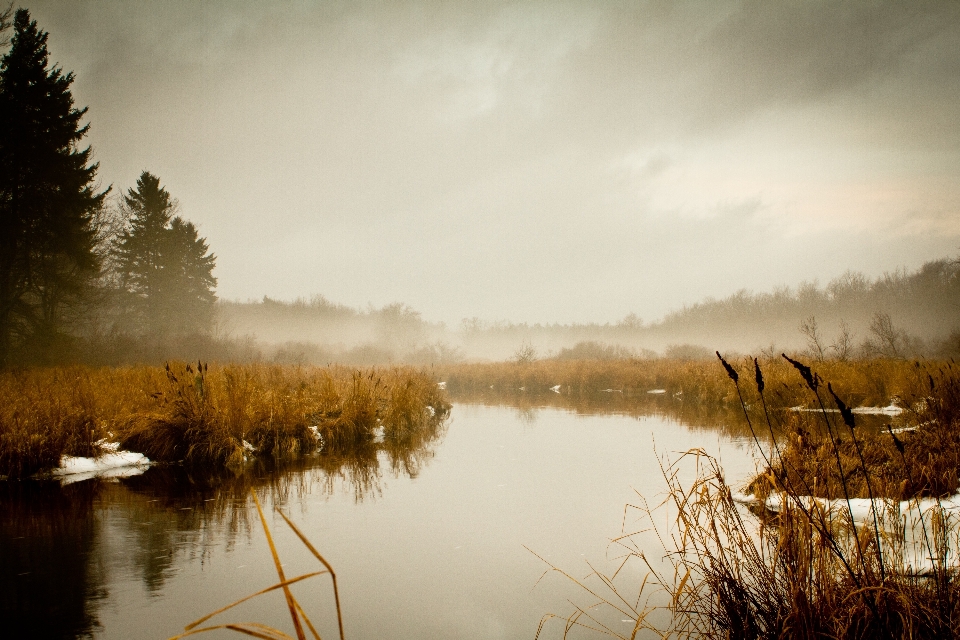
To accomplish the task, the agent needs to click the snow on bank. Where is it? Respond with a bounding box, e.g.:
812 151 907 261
733 490 960 574
790 404 904 416
733 490 960 523
50 451 150 484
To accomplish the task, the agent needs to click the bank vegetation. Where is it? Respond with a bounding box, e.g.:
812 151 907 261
0 363 450 479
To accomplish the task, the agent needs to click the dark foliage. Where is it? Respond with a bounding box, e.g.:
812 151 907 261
0 9 108 366
113 171 217 341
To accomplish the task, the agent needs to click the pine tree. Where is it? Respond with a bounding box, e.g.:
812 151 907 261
114 171 217 338
0 9 108 365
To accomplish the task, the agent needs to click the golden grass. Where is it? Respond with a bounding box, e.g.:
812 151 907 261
439 355 935 410
536 356 960 639
0 362 450 478
741 359 960 500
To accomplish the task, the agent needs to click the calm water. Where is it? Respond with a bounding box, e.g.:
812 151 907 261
1 403 762 639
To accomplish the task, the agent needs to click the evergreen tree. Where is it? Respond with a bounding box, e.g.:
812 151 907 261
0 9 108 365
114 171 217 338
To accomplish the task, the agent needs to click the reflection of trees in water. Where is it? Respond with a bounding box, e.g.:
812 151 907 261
0 411 451 638
0 480 104 638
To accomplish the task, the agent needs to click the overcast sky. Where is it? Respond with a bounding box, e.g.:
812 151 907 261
22 1 960 326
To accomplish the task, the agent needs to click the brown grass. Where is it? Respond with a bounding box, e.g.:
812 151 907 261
744 360 960 501
439 356 933 410
535 356 960 639
0 362 450 478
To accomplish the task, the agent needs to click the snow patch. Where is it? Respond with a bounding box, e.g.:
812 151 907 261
307 425 324 451
94 438 120 453
51 451 150 484
733 490 960 574
852 404 903 416
790 404 903 416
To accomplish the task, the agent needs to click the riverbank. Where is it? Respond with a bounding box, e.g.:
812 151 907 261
536 356 960 639
0 363 450 478
438 356 932 410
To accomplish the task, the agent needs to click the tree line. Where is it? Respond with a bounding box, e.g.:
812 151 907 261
0 8 217 366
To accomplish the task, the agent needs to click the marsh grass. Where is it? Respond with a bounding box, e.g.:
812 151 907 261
536 356 960 639
0 363 450 478
441 356 929 410
746 360 960 501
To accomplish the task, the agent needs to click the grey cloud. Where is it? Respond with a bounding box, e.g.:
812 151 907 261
18 0 960 325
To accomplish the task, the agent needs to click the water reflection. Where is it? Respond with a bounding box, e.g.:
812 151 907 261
0 402 774 639
0 481 104 639
0 414 448 638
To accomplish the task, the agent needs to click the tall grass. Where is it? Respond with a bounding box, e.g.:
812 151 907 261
536 356 960 639
0 363 450 478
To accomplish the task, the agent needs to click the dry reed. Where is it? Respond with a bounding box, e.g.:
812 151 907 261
535 355 960 639
167 488 345 640
0 363 450 478
440 356 931 409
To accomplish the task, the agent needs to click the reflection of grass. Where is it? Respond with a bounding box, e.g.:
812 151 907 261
0 480 102 638
168 489 344 640
0 363 450 478
536 357 960 639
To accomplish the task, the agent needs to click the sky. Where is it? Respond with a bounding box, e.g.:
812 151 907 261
20 1 960 326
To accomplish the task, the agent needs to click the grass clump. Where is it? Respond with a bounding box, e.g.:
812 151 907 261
748 360 960 502
537 355 960 639
0 363 450 478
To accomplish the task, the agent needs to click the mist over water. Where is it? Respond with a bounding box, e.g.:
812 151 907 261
2 3 960 638
19 0 960 330
216 260 960 365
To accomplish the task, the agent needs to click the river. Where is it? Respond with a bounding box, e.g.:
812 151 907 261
1 402 762 639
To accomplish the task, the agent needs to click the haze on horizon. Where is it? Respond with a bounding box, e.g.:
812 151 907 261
25 0 960 327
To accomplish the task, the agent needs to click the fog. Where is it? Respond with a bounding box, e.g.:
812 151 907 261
22 1 960 330
211 258 960 364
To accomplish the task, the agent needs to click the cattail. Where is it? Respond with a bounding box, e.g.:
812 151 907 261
886 424 905 454
716 351 738 384
782 354 818 392
827 383 855 430
753 357 764 394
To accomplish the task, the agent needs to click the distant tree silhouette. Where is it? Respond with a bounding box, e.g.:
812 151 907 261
113 171 216 338
0 9 108 365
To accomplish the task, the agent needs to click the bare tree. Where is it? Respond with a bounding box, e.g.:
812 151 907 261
799 316 826 361
829 320 853 361
513 339 537 364
863 312 906 358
